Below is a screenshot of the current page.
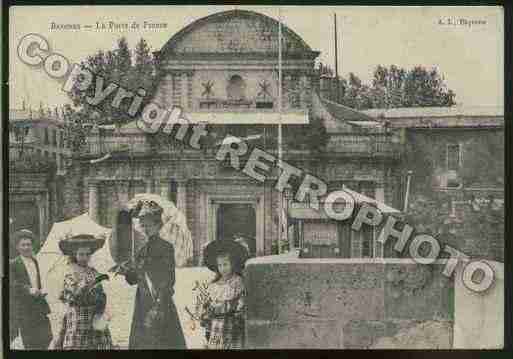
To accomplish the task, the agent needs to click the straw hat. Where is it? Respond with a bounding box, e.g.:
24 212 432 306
203 240 249 274
59 234 105 256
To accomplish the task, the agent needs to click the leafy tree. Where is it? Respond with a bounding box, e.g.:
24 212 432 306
68 37 157 126
319 64 456 109
402 66 455 107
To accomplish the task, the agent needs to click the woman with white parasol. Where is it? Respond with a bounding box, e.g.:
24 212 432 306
111 194 191 349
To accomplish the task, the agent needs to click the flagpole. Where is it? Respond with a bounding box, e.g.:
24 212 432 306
278 6 283 254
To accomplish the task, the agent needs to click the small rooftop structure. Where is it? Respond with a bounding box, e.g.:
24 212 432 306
288 186 401 220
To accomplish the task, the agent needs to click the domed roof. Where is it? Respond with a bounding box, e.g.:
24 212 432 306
157 10 316 59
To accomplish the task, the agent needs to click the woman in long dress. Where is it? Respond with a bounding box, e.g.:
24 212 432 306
120 199 187 349
51 234 114 350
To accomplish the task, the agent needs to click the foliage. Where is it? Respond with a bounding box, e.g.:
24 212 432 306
61 105 91 153
67 37 157 126
318 64 456 110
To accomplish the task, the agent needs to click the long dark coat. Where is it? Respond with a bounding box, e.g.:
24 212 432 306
124 236 186 349
9 256 53 349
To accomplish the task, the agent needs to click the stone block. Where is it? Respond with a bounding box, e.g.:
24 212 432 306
246 319 344 349
370 320 453 349
246 262 385 323
384 263 453 321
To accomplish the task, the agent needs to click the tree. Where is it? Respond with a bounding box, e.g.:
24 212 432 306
321 65 456 110
68 37 157 126
402 66 455 107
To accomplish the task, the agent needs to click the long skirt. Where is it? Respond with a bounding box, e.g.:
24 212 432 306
62 305 114 350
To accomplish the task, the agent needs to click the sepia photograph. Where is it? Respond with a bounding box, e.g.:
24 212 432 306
6 5 504 350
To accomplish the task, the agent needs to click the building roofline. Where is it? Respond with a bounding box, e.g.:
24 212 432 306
155 9 316 60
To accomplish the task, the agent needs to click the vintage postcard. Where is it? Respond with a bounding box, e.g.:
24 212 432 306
6 5 504 350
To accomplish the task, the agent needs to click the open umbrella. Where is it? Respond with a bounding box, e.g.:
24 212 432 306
36 213 117 336
111 193 193 268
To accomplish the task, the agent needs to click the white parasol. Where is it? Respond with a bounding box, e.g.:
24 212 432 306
125 193 193 267
36 213 123 337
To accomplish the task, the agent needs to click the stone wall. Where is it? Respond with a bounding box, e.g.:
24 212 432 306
245 256 453 349
403 128 504 262
453 260 503 348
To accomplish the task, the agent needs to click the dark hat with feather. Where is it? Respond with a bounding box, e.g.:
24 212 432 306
129 200 163 221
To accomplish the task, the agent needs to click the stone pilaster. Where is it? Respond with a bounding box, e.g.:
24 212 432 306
118 180 130 205
159 179 170 201
187 71 194 109
145 179 154 194
181 72 188 109
283 74 292 110
88 180 100 223
37 193 47 247
159 73 174 108
176 179 187 213
172 72 182 108
375 182 385 203
300 74 311 109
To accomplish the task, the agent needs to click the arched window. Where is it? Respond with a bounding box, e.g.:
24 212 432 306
227 75 246 100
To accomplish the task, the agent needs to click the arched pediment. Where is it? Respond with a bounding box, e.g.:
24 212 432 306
158 10 314 58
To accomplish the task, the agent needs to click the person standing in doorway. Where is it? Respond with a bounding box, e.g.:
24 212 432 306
9 229 53 350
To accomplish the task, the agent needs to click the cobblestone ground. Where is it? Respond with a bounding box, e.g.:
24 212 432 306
48 267 215 349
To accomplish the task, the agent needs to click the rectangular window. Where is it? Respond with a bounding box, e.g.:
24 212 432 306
44 128 49 145
447 144 461 171
255 101 273 109
60 131 65 148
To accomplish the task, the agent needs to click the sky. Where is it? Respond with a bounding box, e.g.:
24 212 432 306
9 5 504 110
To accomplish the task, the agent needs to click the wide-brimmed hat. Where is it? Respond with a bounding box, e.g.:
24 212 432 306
129 200 163 220
12 229 38 245
203 239 249 274
59 234 105 256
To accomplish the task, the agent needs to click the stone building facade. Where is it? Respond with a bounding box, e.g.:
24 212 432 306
363 106 504 261
60 10 403 265
44 10 503 265
8 109 71 256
